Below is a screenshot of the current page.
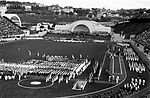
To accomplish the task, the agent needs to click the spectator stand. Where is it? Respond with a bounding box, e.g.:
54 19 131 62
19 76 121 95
0 16 23 37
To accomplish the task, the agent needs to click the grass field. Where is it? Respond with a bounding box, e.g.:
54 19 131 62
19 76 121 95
0 40 116 98
0 40 150 98
1 40 108 63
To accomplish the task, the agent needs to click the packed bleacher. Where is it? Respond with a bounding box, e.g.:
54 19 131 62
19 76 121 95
0 16 23 36
133 29 150 52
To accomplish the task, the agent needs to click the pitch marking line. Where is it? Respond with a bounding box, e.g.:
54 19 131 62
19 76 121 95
17 79 54 89
119 56 123 74
98 50 107 79
112 55 114 74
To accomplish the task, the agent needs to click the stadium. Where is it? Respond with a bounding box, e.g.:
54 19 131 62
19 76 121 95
0 1 150 98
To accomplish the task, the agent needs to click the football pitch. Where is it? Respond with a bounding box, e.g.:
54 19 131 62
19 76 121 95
0 40 118 98
0 40 108 63
0 40 149 98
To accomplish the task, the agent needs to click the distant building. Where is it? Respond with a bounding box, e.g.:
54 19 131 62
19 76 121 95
48 4 62 13
22 2 37 11
24 5 32 11
0 0 7 16
97 11 107 19
31 22 52 31
62 6 74 13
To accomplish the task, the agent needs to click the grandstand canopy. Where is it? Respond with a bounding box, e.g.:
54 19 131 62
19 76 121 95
3 14 21 26
55 20 111 34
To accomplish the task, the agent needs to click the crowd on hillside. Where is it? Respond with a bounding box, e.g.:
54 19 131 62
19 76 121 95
0 16 23 36
133 29 150 53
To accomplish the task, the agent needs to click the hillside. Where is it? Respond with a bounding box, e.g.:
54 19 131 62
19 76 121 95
113 18 150 36
19 14 90 26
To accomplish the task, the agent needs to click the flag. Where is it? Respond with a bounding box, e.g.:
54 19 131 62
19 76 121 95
42 54 45 58
80 54 82 58
37 52 40 56
72 55 75 59
28 50 31 56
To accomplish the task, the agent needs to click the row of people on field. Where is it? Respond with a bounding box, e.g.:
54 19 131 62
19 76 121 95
45 72 75 83
127 61 145 73
0 56 90 82
24 59 82 71
0 64 75 80
0 67 75 82
124 48 139 61
45 55 69 62
88 76 146 98
123 47 146 73
123 77 146 95
108 75 120 83
0 72 22 80
0 55 87 71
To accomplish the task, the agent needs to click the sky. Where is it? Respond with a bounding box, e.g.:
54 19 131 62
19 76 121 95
7 0 150 10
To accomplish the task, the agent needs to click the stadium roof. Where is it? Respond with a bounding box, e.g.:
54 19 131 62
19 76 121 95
3 14 22 26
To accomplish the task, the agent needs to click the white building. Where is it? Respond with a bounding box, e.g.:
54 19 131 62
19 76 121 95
24 5 32 11
48 5 62 13
31 22 53 31
55 20 111 35
62 6 74 13
0 0 7 16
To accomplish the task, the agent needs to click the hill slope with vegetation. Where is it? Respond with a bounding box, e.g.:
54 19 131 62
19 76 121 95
113 18 150 38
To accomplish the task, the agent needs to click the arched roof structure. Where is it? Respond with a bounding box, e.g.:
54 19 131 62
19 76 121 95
55 20 111 34
70 20 111 34
73 24 90 33
3 14 21 26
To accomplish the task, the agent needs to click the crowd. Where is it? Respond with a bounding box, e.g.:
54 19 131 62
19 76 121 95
87 76 146 98
108 75 120 84
123 48 145 73
0 55 91 84
45 55 68 62
133 29 150 53
0 16 23 36
87 44 148 98
124 48 139 61
123 77 146 94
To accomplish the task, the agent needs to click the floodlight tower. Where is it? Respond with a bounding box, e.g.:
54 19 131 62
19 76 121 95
0 0 7 16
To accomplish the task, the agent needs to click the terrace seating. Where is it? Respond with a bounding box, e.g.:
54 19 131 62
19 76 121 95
133 29 150 52
0 16 23 36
